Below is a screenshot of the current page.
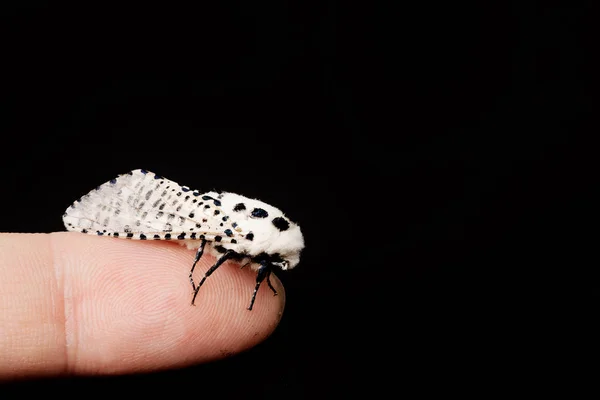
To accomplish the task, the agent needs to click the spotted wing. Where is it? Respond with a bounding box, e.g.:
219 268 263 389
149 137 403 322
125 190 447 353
63 169 231 241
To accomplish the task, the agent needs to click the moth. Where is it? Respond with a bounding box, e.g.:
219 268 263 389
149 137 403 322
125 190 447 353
63 169 304 310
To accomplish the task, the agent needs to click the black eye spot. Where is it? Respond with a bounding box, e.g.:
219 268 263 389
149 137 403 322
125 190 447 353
251 208 269 218
272 217 290 231
233 203 246 212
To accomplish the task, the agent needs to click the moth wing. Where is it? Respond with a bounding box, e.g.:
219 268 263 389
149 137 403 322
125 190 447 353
63 169 231 240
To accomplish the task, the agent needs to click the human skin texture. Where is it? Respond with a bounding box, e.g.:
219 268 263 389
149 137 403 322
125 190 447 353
0 232 285 380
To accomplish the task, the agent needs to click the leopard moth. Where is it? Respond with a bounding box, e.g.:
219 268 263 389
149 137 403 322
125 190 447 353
62 169 304 311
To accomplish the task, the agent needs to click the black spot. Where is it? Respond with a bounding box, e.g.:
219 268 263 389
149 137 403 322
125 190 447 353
232 222 238 228
189 212 195 218
113 233 119 237
214 245 227 253
233 203 246 212
97 231 104 236
182 187 190 192
213 199 222 207
110 178 117 184
193 191 200 196
164 233 171 240
231 239 237 244
140 234 147 240
219 223 223 227
272 217 290 231
157 211 164 218
126 233 134 238
199 235 206 240
145 190 153 200
176 205 182 212
222 216 229 221
165 223 173 232
215 235 222 242
201 195 212 200
213 210 220 216
224 229 233 237
196 223 202 228
176 192 182 196
154 174 162 179
140 169 148 174
202 218 208 223
192 199 197 203
251 208 269 218
245 233 254 241
81 229 88 234
154 234 161 240
204 205 210 209
108 233 111 236
185 195 190 201
190 232 197 239
177 233 186 240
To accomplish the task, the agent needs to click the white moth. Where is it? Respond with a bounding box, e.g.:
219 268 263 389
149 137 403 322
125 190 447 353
63 169 304 310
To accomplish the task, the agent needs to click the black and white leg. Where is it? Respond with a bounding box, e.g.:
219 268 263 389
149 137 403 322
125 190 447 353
191 249 234 306
189 239 207 291
266 270 278 296
247 261 271 311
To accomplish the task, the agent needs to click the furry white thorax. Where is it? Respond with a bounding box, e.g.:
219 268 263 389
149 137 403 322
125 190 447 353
182 192 304 271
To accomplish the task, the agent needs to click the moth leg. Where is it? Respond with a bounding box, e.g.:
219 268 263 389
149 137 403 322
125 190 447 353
266 270 278 296
240 261 251 270
248 262 270 311
189 239 207 291
191 249 234 306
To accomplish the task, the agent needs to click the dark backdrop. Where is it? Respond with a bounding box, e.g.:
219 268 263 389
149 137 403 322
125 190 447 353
1 1 595 396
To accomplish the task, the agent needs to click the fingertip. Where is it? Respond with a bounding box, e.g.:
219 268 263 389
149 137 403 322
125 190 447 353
53 233 285 374
0 232 286 378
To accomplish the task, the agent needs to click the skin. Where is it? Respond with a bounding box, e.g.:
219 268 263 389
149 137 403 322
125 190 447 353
0 232 285 380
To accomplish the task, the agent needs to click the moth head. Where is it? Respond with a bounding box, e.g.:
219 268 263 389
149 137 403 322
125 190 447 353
267 221 304 270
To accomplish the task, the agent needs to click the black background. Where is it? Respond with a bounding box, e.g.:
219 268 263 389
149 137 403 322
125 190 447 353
1 1 596 396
